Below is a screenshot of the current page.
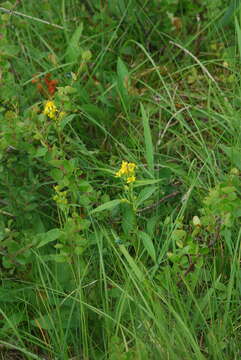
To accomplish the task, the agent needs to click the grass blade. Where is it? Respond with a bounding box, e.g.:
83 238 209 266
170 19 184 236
140 103 154 177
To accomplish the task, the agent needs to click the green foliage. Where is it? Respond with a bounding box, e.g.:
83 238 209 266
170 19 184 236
168 169 241 281
0 0 240 359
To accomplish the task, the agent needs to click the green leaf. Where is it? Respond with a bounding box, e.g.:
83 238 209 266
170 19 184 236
138 231 156 263
119 245 144 281
235 17 241 62
91 199 122 214
136 186 157 207
81 104 109 123
117 57 130 111
33 146 48 158
65 23 83 63
167 252 180 264
171 230 186 243
140 103 154 177
147 215 159 237
50 168 64 182
0 312 24 334
32 307 86 330
60 114 76 130
74 246 84 255
221 145 241 170
0 44 19 58
134 179 162 187
121 202 136 235
2 257 13 269
37 229 63 248
219 1 240 28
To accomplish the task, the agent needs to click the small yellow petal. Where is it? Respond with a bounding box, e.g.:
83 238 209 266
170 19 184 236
126 176 136 183
44 100 57 119
115 161 137 182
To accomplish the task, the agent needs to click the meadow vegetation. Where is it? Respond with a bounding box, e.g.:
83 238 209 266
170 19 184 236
0 0 240 359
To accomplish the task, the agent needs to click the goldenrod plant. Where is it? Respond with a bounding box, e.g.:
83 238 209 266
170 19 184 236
0 1 240 359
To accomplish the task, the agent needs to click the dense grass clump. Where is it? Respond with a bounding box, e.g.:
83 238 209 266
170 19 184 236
0 1 240 359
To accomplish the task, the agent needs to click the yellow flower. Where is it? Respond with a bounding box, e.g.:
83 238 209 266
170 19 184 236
44 100 57 119
127 176 136 183
115 161 137 183
127 163 136 173
115 161 128 177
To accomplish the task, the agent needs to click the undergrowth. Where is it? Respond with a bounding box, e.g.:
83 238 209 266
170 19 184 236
0 1 240 359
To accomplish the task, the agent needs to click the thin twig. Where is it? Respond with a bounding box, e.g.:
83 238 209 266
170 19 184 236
0 7 66 30
0 209 15 217
156 106 190 148
170 40 216 83
137 191 180 213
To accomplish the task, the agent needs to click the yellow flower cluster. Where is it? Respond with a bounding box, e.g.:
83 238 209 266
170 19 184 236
53 185 68 205
115 161 137 183
43 100 57 119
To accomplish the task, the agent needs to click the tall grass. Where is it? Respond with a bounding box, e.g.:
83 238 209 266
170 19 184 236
0 1 240 359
